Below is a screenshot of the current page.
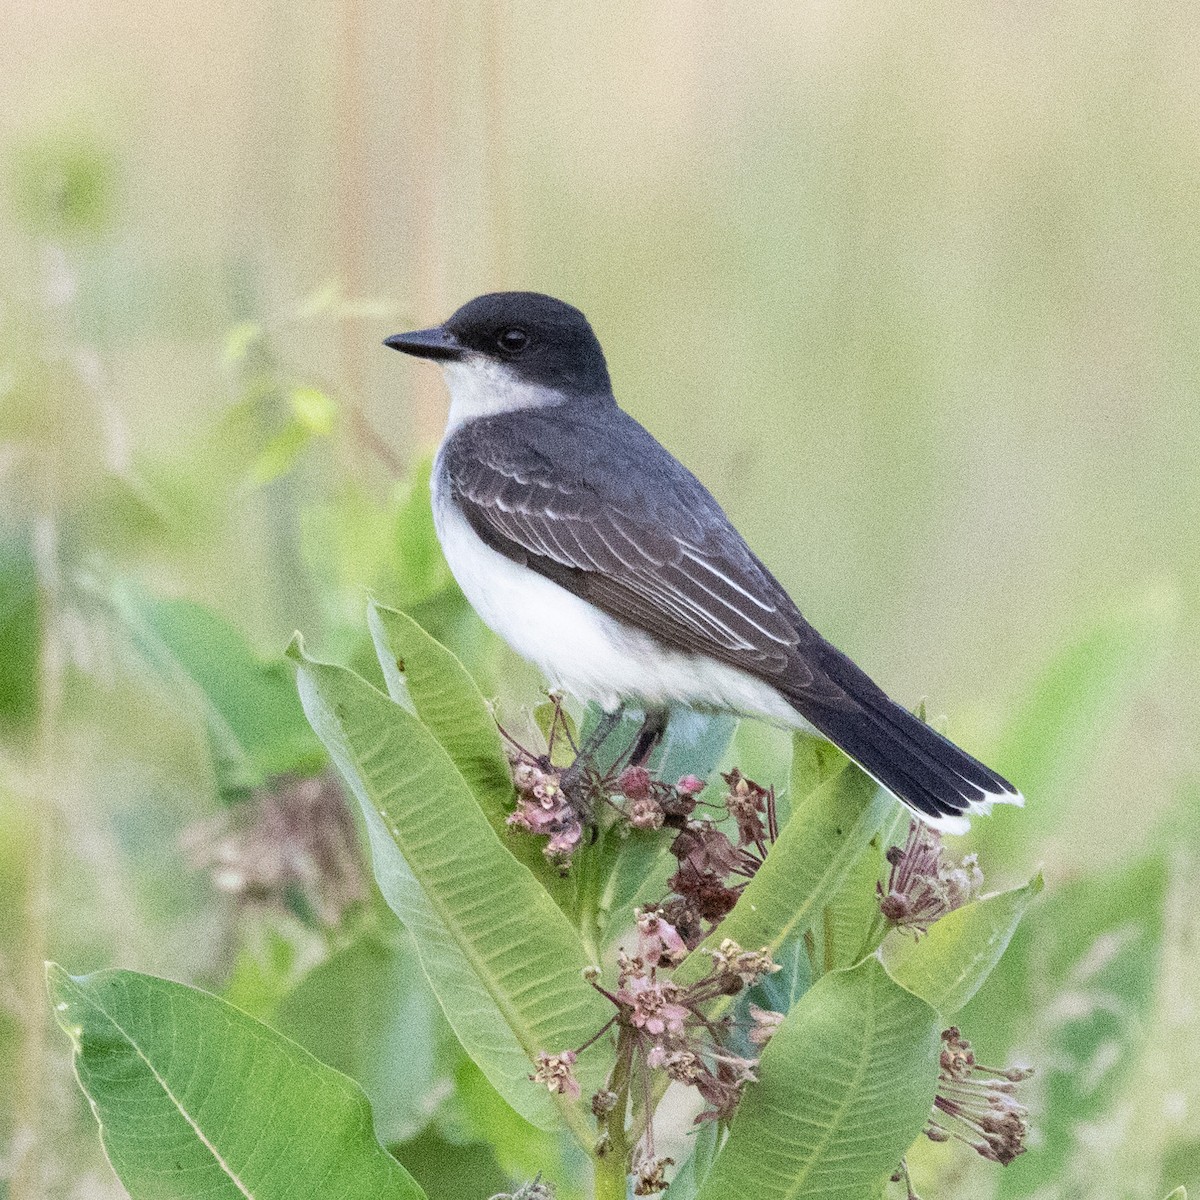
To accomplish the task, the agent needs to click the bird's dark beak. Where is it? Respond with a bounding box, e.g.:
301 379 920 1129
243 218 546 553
383 325 464 362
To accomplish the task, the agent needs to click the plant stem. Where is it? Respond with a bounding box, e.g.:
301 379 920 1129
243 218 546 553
593 1150 629 1200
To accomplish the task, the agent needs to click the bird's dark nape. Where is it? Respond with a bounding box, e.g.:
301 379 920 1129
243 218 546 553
781 642 1020 825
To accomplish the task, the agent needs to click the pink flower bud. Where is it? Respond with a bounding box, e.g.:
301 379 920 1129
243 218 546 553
618 765 653 800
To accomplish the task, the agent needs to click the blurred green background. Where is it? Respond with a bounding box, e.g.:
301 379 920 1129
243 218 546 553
1 2 1197 1198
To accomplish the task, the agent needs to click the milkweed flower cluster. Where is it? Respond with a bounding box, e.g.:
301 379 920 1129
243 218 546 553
532 908 782 1193
925 1027 1033 1165
506 752 584 866
877 819 984 935
183 771 367 927
506 708 1030 1193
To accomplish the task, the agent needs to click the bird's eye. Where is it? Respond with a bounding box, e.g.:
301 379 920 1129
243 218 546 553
497 327 529 354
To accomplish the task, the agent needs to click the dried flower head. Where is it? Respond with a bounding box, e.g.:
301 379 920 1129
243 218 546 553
488 1174 556 1200
723 768 771 848
925 1027 1033 1165
633 1155 675 1195
878 820 985 935
529 1050 580 1100
183 771 367 927
627 794 666 830
703 938 782 985
748 1003 785 1046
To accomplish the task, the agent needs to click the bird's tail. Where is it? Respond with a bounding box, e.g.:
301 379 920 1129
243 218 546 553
780 642 1022 834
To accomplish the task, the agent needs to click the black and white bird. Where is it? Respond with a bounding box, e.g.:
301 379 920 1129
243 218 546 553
384 292 1021 832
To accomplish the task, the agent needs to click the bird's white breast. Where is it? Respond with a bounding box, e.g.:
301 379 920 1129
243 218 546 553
431 462 801 724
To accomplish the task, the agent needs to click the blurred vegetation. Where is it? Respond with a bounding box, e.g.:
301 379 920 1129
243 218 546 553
1 2 1197 1197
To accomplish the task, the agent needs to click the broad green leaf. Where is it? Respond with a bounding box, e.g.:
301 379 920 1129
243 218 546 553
656 709 738 786
810 822 894 975
114 584 325 798
435 1058 580 1193
270 928 447 1146
1164 1189 1187 1199
0 526 40 737
675 755 897 993
368 602 575 910
790 730 848 805
694 957 940 1200
356 798 561 1129
48 965 426 1200
291 642 610 1137
724 719 795 793
884 873 1043 1015
368 602 513 824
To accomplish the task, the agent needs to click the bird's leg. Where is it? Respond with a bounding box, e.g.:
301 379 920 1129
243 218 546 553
560 704 625 812
628 708 670 768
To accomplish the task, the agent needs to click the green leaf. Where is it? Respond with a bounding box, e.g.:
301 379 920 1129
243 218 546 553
664 1120 723 1199
368 602 575 910
656 710 739 786
114 585 325 798
965 853 1168 1199
290 640 610 1136
435 1058 578 1193
675 750 896 993
270 928 447 1146
368 602 513 824
812 818 898 975
0 526 41 737
883 873 1043 1015
694 957 940 1200
789 730 848 805
48 965 426 1200
1163 1189 1187 1199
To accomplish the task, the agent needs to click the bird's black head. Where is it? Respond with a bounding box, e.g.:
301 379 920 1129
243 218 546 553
385 291 612 396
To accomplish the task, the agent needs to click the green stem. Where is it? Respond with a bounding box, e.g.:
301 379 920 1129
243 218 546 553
593 1149 629 1200
578 829 604 964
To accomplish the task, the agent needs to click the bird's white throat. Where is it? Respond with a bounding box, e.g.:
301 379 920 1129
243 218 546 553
441 355 565 430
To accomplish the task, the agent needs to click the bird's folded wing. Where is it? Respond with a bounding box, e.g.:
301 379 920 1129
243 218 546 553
440 417 837 695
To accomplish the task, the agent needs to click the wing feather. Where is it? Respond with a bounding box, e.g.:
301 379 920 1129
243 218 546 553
440 409 803 678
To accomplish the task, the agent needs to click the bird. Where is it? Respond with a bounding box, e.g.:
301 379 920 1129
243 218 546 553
384 291 1022 832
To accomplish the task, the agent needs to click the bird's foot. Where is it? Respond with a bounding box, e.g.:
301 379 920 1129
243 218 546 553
559 705 626 818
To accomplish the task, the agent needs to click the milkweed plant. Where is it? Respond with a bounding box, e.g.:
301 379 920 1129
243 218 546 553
45 589 1060 1200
